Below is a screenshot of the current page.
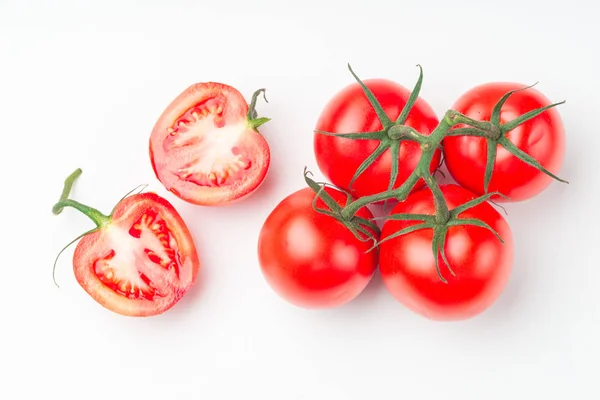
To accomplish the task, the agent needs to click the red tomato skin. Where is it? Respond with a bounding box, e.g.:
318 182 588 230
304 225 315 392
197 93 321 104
257 187 378 309
149 82 270 206
314 79 441 199
443 82 566 202
379 184 513 321
73 193 200 317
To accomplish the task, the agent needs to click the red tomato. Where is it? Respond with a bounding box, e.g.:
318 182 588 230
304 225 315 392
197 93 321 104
379 184 513 321
313 79 441 199
257 187 378 309
150 82 270 206
443 82 566 202
53 171 200 317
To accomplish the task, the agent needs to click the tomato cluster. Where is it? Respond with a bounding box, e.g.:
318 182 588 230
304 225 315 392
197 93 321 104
53 66 566 321
258 66 566 321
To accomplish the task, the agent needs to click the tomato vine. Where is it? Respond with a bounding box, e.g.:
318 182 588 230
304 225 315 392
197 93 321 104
305 64 568 282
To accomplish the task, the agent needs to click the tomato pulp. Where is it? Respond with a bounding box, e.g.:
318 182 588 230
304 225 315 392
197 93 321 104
150 82 270 206
443 82 566 202
314 78 441 199
257 187 379 309
379 184 513 321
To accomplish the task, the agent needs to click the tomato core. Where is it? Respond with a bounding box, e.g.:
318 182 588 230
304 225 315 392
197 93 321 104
161 97 252 188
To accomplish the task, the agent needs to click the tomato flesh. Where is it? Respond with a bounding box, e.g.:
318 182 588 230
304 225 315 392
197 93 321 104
94 209 181 301
150 82 270 205
73 193 200 316
379 184 514 321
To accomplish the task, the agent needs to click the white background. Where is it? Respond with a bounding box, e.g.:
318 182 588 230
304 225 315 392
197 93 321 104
1 0 598 399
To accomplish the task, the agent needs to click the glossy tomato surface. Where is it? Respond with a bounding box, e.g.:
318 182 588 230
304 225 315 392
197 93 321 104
379 184 513 321
150 82 270 206
257 187 378 309
314 79 441 199
73 193 200 316
443 82 566 202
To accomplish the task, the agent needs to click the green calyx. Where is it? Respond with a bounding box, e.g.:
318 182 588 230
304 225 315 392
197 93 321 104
447 83 568 193
303 168 380 245
247 88 271 131
373 191 506 283
315 64 429 195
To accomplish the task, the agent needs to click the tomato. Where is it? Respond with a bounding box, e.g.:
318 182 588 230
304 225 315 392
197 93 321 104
379 184 513 321
313 78 441 199
53 169 200 317
149 82 271 206
257 186 379 309
442 82 566 202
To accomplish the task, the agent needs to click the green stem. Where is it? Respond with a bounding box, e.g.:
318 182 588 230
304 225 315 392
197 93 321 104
54 168 82 213
247 88 271 130
52 169 110 228
387 125 427 142
341 110 459 219
446 111 502 140
341 169 418 220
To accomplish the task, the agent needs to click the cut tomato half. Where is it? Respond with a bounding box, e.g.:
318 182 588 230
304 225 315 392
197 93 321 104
149 82 271 206
52 169 200 317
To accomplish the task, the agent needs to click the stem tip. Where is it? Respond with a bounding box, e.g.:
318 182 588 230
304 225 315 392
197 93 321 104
53 168 83 215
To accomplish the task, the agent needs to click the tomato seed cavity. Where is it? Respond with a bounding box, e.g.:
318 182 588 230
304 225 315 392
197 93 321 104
94 210 181 300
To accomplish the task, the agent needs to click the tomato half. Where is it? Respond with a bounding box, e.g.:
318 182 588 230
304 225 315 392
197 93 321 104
443 82 566 202
379 184 513 321
72 193 200 316
257 187 379 309
53 170 200 317
314 78 441 199
150 82 270 206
